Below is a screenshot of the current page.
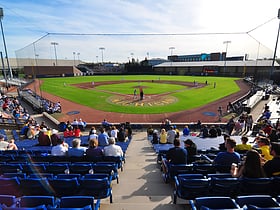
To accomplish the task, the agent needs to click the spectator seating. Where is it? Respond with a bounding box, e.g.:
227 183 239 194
236 195 280 209
18 195 56 208
58 196 96 210
0 195 17 208
190 196 241 210
173 174 210 204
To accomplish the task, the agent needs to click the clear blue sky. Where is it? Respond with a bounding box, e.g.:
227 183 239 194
0 0 279 62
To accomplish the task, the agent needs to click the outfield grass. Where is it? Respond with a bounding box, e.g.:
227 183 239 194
40 75 240 114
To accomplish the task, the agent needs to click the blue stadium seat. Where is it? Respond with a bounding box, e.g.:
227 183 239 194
190 196 241 210
236 195 280 209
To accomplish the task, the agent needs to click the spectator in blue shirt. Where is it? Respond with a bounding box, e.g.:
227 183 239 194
98 127 109 146
68 138 86 157
214 138 240 168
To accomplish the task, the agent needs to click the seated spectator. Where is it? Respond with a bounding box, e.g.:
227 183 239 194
218 133 230 151
255 137 273 161
147 125 154 138
215 125 222 136
38 128 51 146
208 125 218 138
68 138 86 157
231 149 265 178
162 138 188 173
235 136 252 152
88 127 98 140
151 130 159 144
159 128 167 144
51 129 61 146
166 138 188 164
101 119 111 130
86 138 104 158
63 128 74 138
98 127 109 146
110 125 119 140
66 120 73 131
184 139 197 164
167 126 176 144
78 118 86 131
198 125 209 138
214 138 240 166
0 134 9 150
51 138 68 156
73 125 82 138
7 139 18 151
182 125 190 136
117 125 126 142
263 142 280 177
104 137 123 157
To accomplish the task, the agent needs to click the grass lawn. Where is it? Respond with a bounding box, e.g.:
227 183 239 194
40 75 240 114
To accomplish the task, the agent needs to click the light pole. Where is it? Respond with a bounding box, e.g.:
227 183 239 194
99 47 105 64
0 8 12 79
169 47 175 56
96 56 98 63
77 52 80 64
51 42 58 66
223 40 231 74
271 8 280 79
73 52 76 66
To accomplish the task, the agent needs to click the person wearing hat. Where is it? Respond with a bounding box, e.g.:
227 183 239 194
38 127 51 146
51 129 61 146
184 139 198 164
263 142 280 177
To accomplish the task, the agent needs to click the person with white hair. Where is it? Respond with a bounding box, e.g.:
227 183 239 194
68 138 86 157
104 137 123 157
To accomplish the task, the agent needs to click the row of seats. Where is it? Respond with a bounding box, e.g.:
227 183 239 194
0 162 120 182
190 195 280 210
173 174 280 203
0 194 98 210
0 174 113 208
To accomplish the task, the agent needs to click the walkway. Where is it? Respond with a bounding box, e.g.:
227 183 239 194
99 131 189 210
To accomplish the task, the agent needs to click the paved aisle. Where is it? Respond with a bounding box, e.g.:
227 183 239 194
100 131 190 210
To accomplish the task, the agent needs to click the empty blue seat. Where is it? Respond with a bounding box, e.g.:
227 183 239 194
0 195 17 207
48 178 80 197
0 177 21 196
236 195 280 209
79 177 113 204
173 175 210 204
190 196 241 210
59 196 95 210
18 196 55 208
19 178 52 196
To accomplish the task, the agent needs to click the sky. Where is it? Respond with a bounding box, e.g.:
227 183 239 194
0 0 279 63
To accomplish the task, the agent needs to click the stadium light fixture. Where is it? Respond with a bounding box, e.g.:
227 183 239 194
99 47 105 64
271 8 280 79
0 8 13 79
223 40 231 74
51 42 59 66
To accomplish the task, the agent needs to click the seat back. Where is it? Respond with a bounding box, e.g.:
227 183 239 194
193 163 217 176
19 178 52 196
210 177 240 197
69 163 92 175
45 163 69 175
174 175 210 201
79 178 112 202
0 195 16 207
239 178 273 195
236 195 280 208
0 177 21 196
194 196 240 209
59 196 94 209
48 178 80 197
19 196 55 208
